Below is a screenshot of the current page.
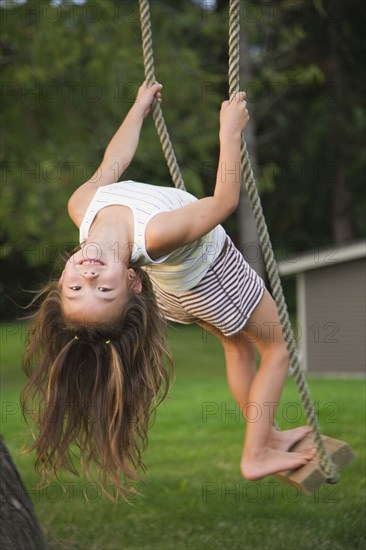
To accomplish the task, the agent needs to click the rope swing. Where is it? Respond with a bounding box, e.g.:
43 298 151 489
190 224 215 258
139 0 186 191
138 0 341 486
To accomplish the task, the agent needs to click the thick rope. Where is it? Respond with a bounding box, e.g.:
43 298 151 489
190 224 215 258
138 0 186 191
228 0 338 482
138 0 338 482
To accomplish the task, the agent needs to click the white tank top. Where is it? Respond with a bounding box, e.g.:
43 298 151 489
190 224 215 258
79 180 226 294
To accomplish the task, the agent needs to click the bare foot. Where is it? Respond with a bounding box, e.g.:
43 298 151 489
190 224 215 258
241 447 316 481
270 425 311 452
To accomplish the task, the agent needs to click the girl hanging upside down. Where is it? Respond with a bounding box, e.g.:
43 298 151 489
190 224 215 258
21 81 315 498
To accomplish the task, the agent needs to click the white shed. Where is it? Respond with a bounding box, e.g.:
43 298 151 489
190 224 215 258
278 241 366 375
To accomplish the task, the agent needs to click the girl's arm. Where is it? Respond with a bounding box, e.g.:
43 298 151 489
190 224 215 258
68 81 162 224
99 81 163 181
146 92 248 258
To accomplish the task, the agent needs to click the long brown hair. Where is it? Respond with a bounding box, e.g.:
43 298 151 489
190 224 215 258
21 268 174 501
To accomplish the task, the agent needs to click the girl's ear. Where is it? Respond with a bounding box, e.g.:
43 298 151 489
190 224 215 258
127 269 142 294
59 270 65 287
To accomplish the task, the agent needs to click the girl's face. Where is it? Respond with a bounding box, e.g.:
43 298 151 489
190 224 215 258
59 248 141 323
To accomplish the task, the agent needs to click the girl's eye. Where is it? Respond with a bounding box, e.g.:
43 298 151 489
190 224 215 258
98 287 111 292
70 286 81 291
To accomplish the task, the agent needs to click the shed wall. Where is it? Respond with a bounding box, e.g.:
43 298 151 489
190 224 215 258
304 259 365 373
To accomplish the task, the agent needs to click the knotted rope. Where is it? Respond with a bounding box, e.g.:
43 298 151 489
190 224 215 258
138 0 185 190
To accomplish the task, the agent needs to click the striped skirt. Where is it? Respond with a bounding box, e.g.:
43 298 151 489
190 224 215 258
150 236 265 337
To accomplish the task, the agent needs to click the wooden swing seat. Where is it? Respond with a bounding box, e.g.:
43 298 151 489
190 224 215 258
276 433 355 494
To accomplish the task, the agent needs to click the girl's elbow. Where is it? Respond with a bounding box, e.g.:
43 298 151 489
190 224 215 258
217 201 238 224
214 195 239 218
67 196 75 217
227 198 239 216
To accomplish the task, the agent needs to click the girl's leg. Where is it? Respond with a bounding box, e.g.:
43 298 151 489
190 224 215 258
200 319 257 411
239 290 315 480
198 321 310 452
199 319 256 409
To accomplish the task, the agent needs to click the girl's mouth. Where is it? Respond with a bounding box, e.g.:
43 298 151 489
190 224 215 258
79 259 105 266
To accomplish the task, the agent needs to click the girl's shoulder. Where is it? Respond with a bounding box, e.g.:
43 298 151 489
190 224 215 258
67 185 99 228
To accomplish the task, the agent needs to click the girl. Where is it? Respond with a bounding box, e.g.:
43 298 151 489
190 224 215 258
22 81 314 498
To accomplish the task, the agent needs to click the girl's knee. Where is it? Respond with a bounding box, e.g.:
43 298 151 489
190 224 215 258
262 340 289 369
222 332 255 360
276 341 289 367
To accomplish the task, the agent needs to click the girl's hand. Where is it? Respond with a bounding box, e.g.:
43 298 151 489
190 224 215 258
134 80 163 118
219 91 249 141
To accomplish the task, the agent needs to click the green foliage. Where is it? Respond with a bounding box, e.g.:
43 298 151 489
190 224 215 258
0 0 225 316
1 0 365 318
240 0 366 253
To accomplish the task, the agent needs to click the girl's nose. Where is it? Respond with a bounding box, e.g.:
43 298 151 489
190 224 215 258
82 270 97 277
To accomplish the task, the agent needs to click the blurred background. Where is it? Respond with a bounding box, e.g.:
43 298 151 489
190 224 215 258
1 2 365 548
1 0 365 318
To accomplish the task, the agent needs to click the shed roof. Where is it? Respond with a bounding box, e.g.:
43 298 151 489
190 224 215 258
278 240 366 276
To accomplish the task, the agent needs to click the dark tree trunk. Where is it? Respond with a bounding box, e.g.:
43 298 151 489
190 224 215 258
0 437 46 550
327 0 354 245
239 28 265 278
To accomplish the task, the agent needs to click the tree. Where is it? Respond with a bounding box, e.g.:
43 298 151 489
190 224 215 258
238 27 265 277
253 0 365 251
0 437 46 549
0 0 222 316
1 0 365 318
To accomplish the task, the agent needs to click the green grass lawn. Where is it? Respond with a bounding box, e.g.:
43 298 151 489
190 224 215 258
1 323 365 549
